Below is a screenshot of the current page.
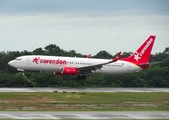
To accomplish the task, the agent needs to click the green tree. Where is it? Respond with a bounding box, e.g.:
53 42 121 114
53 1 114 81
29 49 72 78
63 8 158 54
94 51 112 59
1 45 169 87
33 48 45 55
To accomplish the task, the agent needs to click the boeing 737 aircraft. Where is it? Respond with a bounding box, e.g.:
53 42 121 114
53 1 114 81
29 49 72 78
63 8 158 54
8 35 156 80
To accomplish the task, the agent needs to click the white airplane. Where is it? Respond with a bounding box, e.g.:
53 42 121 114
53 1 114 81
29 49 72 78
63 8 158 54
8 35 156 80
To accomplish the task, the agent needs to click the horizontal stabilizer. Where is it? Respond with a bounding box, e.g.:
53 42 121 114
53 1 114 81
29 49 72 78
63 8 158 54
149 61 162 65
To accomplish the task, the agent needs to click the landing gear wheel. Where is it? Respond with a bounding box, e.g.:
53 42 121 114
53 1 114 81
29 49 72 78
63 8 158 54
77 75 87 80
82 75 87 80
77 75 82 80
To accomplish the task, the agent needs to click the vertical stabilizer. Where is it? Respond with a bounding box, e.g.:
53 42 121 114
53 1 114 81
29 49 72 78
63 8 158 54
120 35 156 64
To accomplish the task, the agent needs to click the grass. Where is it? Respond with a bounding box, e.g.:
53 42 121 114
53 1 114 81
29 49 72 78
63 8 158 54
0 92 168 111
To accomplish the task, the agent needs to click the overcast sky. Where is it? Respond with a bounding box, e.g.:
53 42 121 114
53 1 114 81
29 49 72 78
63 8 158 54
0 0 169 55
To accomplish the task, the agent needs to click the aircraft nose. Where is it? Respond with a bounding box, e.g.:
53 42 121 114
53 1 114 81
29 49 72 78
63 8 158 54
8 60 15 67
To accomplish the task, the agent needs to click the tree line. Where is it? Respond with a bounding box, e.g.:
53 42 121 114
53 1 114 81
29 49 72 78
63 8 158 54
0 44 169 87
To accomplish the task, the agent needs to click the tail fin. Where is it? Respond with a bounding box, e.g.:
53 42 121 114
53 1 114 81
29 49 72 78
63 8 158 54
120 35 156 64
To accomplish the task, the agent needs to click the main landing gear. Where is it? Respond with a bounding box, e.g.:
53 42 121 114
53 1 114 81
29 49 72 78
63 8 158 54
77 74 87 80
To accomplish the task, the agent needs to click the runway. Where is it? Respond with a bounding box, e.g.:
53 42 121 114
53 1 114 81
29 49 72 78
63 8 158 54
0 111 169 119
0 88 168 119
0 88 169 92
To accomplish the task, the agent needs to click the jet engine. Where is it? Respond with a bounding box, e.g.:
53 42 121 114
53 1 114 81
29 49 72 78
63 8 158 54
55 67 78 75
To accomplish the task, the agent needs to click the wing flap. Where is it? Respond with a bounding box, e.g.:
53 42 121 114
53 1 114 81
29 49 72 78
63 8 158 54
77 52 121 73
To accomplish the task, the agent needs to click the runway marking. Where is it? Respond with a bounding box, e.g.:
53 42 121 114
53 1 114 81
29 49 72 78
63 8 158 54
0 112 169 119
0 88 169 92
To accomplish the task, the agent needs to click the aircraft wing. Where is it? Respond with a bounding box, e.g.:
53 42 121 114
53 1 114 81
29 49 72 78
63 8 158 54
77 52 121 73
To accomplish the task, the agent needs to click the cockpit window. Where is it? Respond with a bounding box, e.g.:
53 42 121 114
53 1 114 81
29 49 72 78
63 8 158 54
15 58 22 60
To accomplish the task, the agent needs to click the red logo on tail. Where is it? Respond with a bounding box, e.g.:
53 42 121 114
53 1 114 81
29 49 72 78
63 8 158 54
120 35 155 64
133 52 141 62
133 38 153 62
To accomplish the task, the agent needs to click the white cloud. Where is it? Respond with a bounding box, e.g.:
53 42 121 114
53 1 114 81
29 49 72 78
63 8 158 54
0 13 169 55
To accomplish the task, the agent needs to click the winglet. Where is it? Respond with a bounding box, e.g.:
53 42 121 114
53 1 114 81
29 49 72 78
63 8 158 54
87 54 91 58
112 52 121 62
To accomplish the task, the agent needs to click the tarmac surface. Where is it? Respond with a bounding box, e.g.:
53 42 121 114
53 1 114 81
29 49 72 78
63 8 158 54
0 111 169 119
0 87 169 92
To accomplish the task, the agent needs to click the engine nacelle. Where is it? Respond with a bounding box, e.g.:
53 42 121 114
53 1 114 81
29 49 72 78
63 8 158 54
55 67 78 75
